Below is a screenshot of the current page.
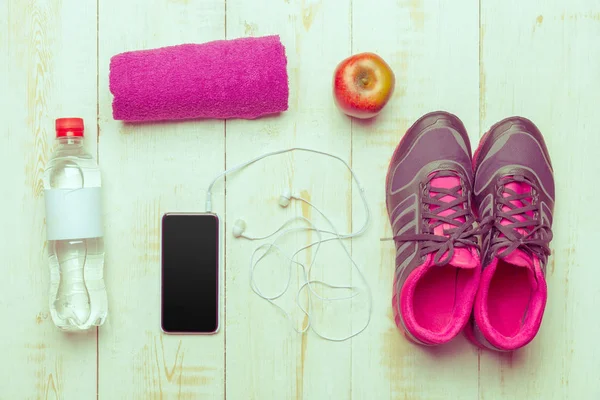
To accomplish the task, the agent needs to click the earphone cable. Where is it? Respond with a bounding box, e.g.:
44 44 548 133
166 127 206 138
206 148 372 341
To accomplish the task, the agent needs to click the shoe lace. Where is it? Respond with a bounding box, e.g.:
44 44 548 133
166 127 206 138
391 171 479 266
478 175 553 263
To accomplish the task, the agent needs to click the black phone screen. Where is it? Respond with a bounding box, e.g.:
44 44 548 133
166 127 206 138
161 213 219 333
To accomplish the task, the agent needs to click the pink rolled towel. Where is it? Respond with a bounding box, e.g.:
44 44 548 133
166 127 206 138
109 35 289 122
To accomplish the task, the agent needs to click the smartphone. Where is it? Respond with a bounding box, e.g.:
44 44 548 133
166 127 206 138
161 213 219 334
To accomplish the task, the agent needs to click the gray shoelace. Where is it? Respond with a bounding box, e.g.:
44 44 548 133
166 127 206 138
392 171 478 266
478 176 552 264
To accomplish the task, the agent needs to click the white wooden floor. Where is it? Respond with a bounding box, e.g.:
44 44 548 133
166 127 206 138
2 0 600 398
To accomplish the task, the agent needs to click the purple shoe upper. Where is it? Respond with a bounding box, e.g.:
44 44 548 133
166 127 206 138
474 117 554 269
386 112 477 281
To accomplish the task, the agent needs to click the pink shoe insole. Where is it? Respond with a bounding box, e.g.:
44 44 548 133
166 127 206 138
487 260 533 337
413 267 475 332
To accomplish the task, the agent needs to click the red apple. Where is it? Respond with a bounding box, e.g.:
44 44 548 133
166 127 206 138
333 52 395 119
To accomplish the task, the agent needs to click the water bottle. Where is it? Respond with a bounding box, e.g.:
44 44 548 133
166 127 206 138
43 118 108 331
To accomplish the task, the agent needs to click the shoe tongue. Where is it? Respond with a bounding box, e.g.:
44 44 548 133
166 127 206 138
448 248 478 268
495 180 537 269
500 181 534 235
499 248 534 269
429 175 477 269
429 175 464 225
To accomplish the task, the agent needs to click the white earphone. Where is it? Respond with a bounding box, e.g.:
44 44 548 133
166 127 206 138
278 188 292 208
205 148 372 342
232 219 247 238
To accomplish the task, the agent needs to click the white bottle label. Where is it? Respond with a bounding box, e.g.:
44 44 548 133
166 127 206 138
45 188 104 240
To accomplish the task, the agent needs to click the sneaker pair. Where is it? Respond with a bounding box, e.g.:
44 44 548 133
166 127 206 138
385 111 554 351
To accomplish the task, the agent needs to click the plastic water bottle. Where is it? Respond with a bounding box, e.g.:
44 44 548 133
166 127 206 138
43 118 108 331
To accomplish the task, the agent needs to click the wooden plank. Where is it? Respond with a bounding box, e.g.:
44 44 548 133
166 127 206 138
0 0 98 397
479 0 600 398
350 0 481 399
224 0 353 398
97 0 225 398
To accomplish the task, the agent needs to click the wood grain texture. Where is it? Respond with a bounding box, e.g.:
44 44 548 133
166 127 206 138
2 0 600 398
479 0 600 398
350 0 480 399
97 0 225 398
224 1 354 399
0 0 98 398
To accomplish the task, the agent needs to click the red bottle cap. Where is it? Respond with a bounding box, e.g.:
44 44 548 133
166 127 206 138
55 118 84 137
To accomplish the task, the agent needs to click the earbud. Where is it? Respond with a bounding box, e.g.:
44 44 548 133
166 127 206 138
279 188 292 208
232 219 247 238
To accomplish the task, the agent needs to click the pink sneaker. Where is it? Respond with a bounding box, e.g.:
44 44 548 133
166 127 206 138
467 117 554 351
385 111 481 345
